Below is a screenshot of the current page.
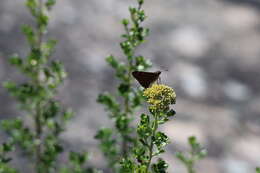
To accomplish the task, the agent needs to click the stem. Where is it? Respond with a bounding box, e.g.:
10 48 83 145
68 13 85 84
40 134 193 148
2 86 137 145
121 22 135 157
120 0 144 161
145 113 158 173
37 0 44 48
187 165 195 173
121 63 133 157
35 102 42 173
122 97 129 157
187 155 195 173
35 0 44 172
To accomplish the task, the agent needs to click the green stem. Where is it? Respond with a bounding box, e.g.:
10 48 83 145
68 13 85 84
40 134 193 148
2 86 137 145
187 164 195 173
121 23 135 157
145 113 158 173
121 64 133 157
35 102 43 173
37 0 44 48
186 155 195 173
34 0 44 172
122 97 130 157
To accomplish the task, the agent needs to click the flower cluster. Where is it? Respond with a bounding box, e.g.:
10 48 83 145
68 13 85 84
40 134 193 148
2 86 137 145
143 84 176 112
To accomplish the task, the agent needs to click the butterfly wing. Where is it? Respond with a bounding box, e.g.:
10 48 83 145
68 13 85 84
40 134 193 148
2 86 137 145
132 71 161 88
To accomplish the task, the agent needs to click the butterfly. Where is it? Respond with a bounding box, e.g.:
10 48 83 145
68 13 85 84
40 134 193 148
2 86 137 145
132 71 161 88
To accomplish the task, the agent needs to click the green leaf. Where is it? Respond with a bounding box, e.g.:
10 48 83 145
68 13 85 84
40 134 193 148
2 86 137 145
256 167 260 173
137 114 152 139
138 0 144 5
1 118 23 130
95 128 113 140
45 0 56 9
133 147 147 164
25 0 38 16
69 151 88 165
106 55 128 80
116 64 127 80
151 158 168 173
0 163 18 173
28 48 41 66
97 93 120 115
21 25 36 46
176 136 207 173
0 157 12 164
120 159 135 173
176 152 188 163
188 136 196 145
131 90 143 108
166 109 176 117
62 110 74 121
138 10 146 22
37 13 49 28
95 128 118 167
3 81 16 91
51 60 67 80
153 132 169 152
8 54 23 67
42 39 57 58
198 149 207 159
116 114 131 132
118 83 131 95
1 143 14 153
135 56 152 70
121 19 129 26
106 55 119 69
42 100 60 119
120 41 132 56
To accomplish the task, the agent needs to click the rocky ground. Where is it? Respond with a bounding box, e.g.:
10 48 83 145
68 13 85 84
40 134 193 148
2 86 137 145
0 0 260 172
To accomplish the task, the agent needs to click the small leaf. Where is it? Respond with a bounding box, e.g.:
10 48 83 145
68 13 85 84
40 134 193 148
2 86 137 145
37 13 49 27
46 0 56 9
121 19 129 26
138 0 144 5
9 55 23 67
166 109 176 117
0 157 13 163
106 55 119 69
25 0 38 16
63 110 74 121
176 152 188 163
3 81 16 91
1 143 14 153
97 93 120 114
153 132 169 151
118 83 130 95
151 158 168 173
21 25 36 46
42 39 57 58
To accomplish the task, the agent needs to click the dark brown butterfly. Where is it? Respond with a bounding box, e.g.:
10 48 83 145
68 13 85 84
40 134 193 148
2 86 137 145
132 71 161 88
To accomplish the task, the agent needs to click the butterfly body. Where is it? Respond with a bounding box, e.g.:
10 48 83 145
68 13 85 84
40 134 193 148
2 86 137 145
132 71 161 88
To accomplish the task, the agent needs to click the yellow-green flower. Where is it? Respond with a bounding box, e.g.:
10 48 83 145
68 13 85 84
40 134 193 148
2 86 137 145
143 84 176 112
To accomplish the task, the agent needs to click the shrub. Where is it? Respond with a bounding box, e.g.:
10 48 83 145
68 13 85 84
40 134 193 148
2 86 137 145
0 0 95 172
95 0 151 172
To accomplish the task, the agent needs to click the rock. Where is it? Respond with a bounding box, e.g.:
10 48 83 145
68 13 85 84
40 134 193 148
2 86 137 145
232 135 260 163
162 121 205 146
223 5 259 31
175 63 208 98
170 27 210 58
222 158 252 173
223 80 251 101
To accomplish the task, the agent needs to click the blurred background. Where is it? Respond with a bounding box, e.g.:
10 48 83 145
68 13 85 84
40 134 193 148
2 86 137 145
1 0 260 172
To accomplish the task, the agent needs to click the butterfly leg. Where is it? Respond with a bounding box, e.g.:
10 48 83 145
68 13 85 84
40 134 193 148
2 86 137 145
157 77 161 84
